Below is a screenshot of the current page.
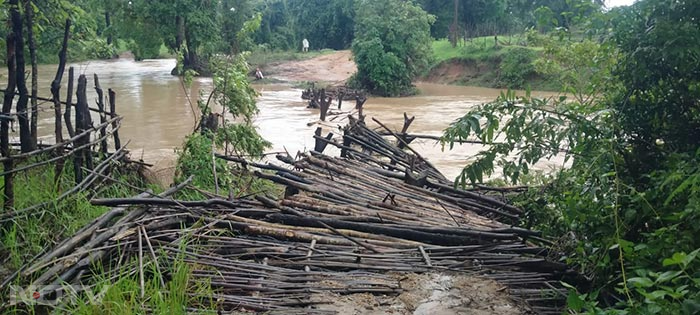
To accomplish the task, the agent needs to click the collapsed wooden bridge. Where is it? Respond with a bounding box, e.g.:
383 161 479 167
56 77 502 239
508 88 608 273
12 113 580 314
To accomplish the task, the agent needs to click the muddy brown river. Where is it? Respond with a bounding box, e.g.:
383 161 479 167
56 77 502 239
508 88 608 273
21 58 563 183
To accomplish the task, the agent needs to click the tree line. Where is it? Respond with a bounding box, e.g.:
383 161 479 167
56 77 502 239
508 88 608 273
1 0 605 66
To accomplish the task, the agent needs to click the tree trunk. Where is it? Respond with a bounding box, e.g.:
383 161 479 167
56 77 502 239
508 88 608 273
2 33 17 210
105 11 112 46
24 0 38 149
185 25 197 71
74 75 88 184
451 0 459 48
64 67 75 137
52 20 71 185
11 0 33 152
175 15 184 50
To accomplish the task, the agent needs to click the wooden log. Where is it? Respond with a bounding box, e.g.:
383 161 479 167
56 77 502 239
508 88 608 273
108 88 121 150
0 118 121 177
2 32 17 210
64 67 75 137
90 197 240 209
371 117 447 181
269 212 508 246
0 116 119 163
397 113 415 150
25 0 38 148
318 89 332 122
11 0 33 152
337 91 344 110
22 191 151 276
313 128 333 154
74 75 88 183
94 74 108 155
27 176 190 285
427 180 523 215
51 19 71 184
418 245 432 267
355 95 367 118
29 172 142 284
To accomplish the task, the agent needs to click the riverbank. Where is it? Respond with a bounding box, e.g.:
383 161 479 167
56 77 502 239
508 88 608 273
249 49 355 84
419 38 561 91
255 40 561 92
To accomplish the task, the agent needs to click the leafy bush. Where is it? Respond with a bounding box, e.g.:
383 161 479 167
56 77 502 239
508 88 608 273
176 132 231 190
351 0 434 96
498 47 537 89
175 54 270 192
79 38 116 60
442 1 700 312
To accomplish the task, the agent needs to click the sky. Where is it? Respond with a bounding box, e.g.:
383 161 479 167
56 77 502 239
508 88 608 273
606 0 636 7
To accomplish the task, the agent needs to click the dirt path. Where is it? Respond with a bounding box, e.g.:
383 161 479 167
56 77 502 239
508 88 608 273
267 50 356 83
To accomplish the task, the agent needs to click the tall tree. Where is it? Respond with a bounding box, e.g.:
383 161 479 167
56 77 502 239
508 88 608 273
253 0 355 51
351 0 434 96
610 0 700 178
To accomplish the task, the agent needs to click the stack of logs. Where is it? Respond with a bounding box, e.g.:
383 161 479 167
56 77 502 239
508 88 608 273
10 112 582 314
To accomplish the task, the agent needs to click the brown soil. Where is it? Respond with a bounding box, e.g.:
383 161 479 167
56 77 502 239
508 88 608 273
310 272 530 315
421 59 496 85
268 50 357 84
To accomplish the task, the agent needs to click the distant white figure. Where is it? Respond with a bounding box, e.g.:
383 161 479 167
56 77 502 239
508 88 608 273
255 67 264 80
302 38 309 52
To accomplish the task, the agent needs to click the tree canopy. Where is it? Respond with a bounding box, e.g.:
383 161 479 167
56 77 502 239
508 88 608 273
350 0 434 96
442 0 700 312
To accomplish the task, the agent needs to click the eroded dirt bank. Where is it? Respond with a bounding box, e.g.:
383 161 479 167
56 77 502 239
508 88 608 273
266 50 357 83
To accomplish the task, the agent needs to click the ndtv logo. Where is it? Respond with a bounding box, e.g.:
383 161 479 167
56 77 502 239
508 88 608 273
9 284 111 306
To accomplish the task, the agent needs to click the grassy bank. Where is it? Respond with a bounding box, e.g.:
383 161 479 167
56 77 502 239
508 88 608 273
422 38 561 91
0 158 223 314
0 159 152 274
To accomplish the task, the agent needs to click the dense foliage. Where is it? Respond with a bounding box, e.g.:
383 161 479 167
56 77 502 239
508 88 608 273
350 0 434 96
253 0 355 51
442 0 700 313
176 54 270 191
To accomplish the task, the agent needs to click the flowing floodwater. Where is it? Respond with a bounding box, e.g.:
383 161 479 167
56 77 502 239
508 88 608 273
21 58 563 183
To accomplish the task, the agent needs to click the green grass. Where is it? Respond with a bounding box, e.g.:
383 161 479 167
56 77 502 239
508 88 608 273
157 44 174 59
0 157 220 314
432 37 540 64
0 157 154 272
427 37 561 91
247 48 335 67
65 241 216 315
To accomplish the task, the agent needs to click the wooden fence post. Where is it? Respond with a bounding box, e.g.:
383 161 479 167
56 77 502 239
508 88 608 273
25 0 39 149
51 19 70 184
74 75 88 184
108 89 121 151
319 89 332 122
94 74 108 155
355 95 367 121
2 33 17 210
10 0 33 152
337 91 345 110
64 67 75 138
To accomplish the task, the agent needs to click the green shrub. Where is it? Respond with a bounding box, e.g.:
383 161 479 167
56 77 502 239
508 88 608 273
351 0 434 96
175 54 270 193
498 47 537 89
79 38 117 60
